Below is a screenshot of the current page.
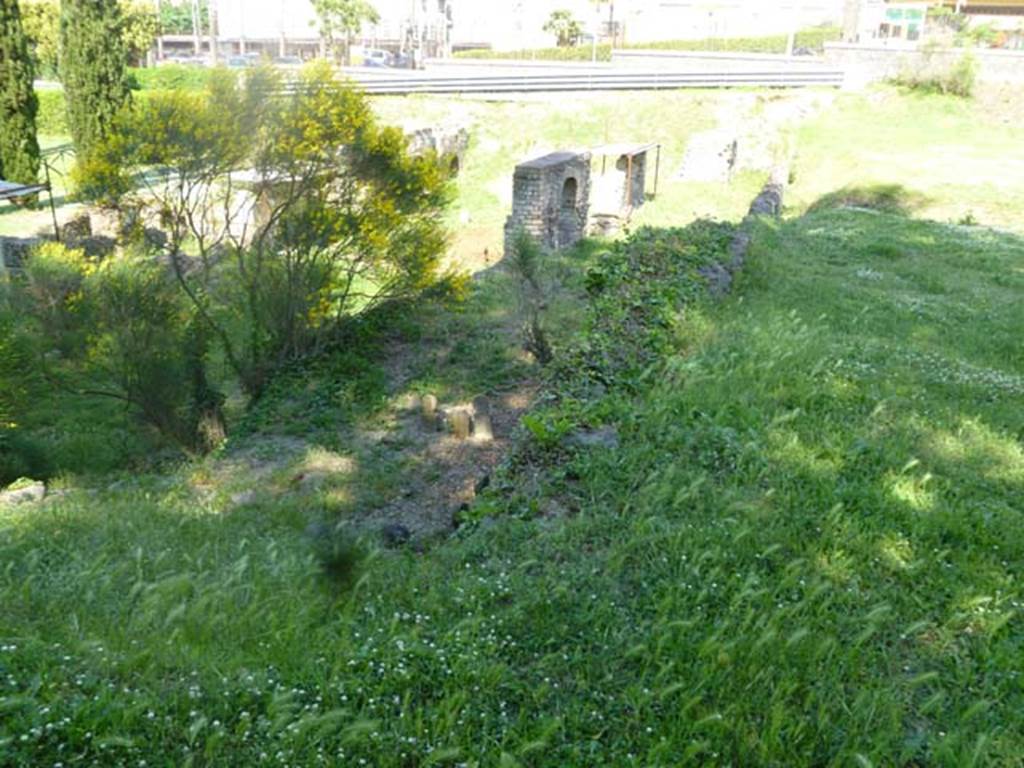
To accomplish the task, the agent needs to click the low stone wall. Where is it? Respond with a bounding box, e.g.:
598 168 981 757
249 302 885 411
701 165 789 298
824 43 1024 86
613 50 832 72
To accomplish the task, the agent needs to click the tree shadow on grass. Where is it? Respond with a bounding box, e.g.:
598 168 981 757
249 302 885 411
807 184 934 217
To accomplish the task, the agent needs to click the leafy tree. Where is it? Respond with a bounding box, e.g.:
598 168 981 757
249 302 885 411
543 9 583 48
0 0 41 185
310 0 379 63
59 0 131 155
120 0 159 64
158 0 206 36
21 0 59 78
78 63 458 401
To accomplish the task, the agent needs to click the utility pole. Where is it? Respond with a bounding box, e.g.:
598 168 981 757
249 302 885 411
786 4 797 57
279 0 287 58
191 0 202 56
209 0 219 64
238 0 246 55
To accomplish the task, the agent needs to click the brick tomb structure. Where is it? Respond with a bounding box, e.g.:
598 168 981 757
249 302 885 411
503 151 591 255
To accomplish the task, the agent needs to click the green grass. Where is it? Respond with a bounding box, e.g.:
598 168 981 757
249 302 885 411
4 205 1024 765
789 86 1024 231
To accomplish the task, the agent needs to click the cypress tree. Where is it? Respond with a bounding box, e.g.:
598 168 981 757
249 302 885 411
0 0 41 185
59 0 130 156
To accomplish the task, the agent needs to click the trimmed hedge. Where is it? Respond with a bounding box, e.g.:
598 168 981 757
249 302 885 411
625 26 841 54
126 64 227 92
455 45 613 62
456 26 842 61
36 88 171 138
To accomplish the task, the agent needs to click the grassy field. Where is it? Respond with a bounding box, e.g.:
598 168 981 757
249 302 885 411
4 87 1024 765
788 86 1024 231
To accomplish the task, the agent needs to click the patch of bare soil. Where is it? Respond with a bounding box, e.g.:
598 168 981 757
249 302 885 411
355 384 537 542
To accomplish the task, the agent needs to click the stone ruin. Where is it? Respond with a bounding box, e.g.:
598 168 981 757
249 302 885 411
0 236 39 276
233 123 472 240
403 124 471 177
589 143 657 237
503 151 592 256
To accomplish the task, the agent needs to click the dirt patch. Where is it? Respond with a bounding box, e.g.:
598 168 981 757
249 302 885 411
355 384 537 541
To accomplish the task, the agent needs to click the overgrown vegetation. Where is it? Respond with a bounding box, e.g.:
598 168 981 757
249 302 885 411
4 204 1023 764
892 48 978 98
3 62 458 465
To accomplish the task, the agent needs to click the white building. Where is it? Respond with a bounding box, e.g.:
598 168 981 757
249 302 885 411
208 0 845 56
619 1 845 45
213 0 452 57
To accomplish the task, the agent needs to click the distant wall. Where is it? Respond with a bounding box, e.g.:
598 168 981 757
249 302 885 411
824 43 1024 85
613 50 833 72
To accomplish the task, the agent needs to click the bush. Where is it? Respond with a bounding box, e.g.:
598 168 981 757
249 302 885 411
79 62 457 401
0 429 53 486
10 241 221 454
127 64 224 92
0 311 52 485
892 50 977 98
455 44 612 62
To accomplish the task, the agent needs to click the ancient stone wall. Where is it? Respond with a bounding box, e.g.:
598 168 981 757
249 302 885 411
504 151 591 256
0 237 41 275
404 125 471 175
824 42 1024 86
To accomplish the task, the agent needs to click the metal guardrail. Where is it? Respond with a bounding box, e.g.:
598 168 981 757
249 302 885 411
336 69 846 95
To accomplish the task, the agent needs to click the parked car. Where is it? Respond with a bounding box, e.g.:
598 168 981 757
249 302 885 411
363 48 394 68
273 56 304 68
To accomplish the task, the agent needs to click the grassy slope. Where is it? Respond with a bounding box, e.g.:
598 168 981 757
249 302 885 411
4 210 1024 765
788 86 1024 232
4 90 1024 765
